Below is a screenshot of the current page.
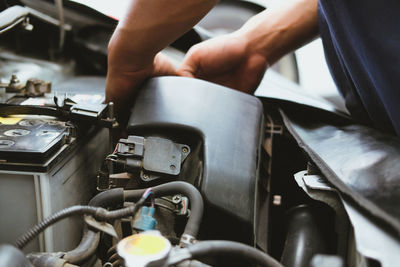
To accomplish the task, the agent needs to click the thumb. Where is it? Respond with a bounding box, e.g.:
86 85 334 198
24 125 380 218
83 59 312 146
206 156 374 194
177 53 201 78
153 53 177 76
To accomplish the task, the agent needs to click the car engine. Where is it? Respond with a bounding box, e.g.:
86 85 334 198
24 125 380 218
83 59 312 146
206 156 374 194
0 1 399 267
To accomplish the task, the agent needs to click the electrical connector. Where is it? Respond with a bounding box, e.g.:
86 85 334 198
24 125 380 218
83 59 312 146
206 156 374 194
133 207 157 231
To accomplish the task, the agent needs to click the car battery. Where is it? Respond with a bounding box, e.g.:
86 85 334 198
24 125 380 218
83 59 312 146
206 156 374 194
0 112 110 253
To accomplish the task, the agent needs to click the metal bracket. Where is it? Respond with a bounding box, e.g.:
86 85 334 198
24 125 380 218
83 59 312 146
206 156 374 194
84 215 119 239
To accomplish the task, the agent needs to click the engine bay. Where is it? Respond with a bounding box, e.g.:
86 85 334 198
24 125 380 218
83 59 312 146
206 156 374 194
0 2 399 267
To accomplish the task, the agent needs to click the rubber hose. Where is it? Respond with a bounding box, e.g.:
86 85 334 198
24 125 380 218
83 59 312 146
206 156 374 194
88 188 125 207
280 205 330 267
63 188 124 264
62 230 100 263
187 241 283 267
124 181 203 237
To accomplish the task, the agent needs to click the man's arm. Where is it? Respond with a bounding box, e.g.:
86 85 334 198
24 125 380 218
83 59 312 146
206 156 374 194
178 0 319 93
106 0 217 120
240 0 319 65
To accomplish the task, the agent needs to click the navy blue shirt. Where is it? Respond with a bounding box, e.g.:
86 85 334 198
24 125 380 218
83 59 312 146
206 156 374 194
318 0 400 135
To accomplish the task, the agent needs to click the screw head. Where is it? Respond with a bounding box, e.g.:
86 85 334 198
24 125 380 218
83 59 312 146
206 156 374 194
172 195 182 204
182 147 188 153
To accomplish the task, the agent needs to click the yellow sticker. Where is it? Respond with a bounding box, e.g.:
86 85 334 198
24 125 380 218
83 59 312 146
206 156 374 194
124 235 167 256
0 116 23 125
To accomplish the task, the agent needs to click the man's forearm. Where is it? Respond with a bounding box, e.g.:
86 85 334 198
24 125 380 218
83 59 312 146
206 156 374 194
108 0 217 71
239 0 319 65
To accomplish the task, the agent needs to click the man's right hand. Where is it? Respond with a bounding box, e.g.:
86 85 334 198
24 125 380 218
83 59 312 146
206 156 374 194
179 0 319 95
178 33 269 94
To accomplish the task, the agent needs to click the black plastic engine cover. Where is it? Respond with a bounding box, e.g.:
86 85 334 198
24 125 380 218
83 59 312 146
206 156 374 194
127 77 264 228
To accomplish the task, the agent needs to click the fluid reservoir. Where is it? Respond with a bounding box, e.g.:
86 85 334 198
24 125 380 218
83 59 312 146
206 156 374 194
117 231 171 267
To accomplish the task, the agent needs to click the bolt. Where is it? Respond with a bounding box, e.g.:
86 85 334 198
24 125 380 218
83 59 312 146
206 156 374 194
170 164 176 170
142 173 149 180
108 102 115 120
22 17 33 31
182 147 188 153
273 195 282 206
10 74 19 84
172 195 182 204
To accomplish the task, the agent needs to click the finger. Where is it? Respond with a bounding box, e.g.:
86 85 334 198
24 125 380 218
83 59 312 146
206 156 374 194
177 48 201 78
177 68 196 78
153 53 177 76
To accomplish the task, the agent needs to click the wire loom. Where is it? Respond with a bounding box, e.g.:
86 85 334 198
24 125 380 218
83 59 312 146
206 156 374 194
15 194 148 249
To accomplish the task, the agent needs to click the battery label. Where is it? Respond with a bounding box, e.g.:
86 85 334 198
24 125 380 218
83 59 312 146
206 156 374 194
0 116 22 125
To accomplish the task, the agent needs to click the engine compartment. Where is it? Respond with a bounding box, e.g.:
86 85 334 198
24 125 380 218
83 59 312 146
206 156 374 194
0 2 398 267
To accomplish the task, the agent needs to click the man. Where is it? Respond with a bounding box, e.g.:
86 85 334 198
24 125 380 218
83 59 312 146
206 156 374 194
106 0 400 135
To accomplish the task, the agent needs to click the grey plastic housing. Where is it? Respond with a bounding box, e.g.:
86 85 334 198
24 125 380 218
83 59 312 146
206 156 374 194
127 77 264 227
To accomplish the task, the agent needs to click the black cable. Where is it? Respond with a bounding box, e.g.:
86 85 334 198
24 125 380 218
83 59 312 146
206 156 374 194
187 241 283 267
124 181 203 238
15 195 144 250
16 206 97 249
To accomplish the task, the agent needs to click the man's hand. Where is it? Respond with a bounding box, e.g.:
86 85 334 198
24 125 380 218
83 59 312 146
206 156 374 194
179 0 318 94
106 52 176 124
104 0 217 124
178 33 269 94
